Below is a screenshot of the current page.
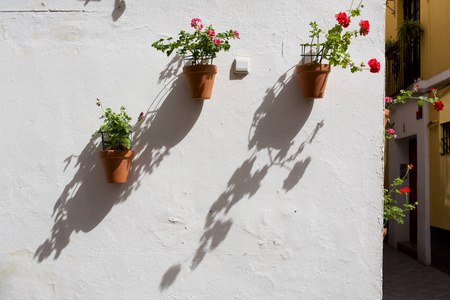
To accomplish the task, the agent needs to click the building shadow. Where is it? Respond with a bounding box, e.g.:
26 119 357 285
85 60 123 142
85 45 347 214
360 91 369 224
160 67 323 291
35 57 200 262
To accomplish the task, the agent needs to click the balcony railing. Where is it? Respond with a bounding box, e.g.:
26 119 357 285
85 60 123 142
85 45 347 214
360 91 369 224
385 43 405 96
385 40 420 96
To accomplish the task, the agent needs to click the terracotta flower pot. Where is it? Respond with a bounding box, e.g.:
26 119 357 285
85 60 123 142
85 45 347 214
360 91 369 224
183 64 218 100
99 150 135 183
384 109 390 127
383 228 388 241
296 63 331 99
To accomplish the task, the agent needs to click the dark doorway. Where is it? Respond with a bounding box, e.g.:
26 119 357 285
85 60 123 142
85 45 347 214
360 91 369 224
409 138 418 244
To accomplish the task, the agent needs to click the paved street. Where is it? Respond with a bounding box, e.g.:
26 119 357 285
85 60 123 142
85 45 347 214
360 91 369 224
383 245 450 299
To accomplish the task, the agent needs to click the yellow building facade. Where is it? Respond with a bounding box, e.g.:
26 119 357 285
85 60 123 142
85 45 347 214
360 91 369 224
386 0 450 274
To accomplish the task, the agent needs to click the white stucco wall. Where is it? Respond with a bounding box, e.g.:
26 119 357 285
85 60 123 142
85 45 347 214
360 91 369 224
0 0 385 298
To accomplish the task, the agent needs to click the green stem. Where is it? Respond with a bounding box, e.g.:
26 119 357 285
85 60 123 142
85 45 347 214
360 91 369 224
387 166 411 198
357 0 363 9
350 0 355 10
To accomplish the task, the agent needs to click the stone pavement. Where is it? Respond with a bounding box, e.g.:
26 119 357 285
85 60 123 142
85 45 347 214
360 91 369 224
383 245 450 299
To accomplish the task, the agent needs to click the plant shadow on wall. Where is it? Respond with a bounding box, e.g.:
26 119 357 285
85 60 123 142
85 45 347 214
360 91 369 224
34 140 132 262
160 68 324 291
130 56 202 184
80 0 126 22
35 56 201 262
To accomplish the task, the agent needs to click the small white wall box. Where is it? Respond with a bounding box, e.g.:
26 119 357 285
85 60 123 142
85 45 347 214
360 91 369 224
234 57 249 74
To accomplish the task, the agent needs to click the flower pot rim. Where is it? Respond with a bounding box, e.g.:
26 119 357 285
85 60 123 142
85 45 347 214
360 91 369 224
183 64 218 73
99 149 135 152
298 62 330 66
296 63 331 72
99 149 135 158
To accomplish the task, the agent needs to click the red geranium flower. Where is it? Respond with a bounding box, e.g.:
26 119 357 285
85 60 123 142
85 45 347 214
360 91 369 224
400 187 410 194
409 164 413 169
368 58 380 73
359 20 370 36
335 12 351 28
434 101 444 111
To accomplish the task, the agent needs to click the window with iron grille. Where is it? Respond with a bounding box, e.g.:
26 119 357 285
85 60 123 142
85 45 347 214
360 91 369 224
441 122 450 155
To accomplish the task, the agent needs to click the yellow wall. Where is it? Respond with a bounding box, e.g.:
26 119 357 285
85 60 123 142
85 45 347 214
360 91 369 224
386 0 450 79
420 0 450 80
425 0 450 230
385 0 404 41
430 86 450 230
387 0 450 230
385 1 397 41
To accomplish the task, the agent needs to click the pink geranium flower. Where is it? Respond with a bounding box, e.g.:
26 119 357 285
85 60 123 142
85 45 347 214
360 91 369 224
152 18 239 66
190 18 203 30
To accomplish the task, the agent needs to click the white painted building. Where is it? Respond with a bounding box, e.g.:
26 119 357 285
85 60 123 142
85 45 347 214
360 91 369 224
0 0 385 298
386 100 431 264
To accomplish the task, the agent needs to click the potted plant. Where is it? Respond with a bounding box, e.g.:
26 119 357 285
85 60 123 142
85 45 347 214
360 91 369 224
383 164 417 240
384 108 390 127
298 0 380 99
92 98 144 183
152 18 240 100
397 19 423 53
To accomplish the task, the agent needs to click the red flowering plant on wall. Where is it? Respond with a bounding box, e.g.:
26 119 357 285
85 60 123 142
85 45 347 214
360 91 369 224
385 86 443 112
384 163 417 227
302 0 379 73
383 88 439 230
152 18 239 65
